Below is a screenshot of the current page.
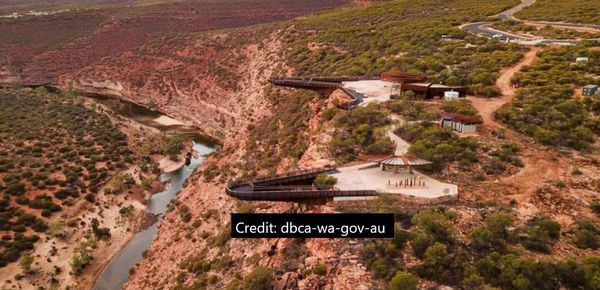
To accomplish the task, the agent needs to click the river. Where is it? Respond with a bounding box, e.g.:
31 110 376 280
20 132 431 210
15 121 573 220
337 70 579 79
86 95 217 290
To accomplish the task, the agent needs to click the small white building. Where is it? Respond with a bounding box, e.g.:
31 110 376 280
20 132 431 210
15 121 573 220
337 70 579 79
576 57 589 65
444 91 460 100
441 113 482 134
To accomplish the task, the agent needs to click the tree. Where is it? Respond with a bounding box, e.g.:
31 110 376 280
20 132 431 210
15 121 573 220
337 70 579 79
91 218 111 240
469 212 513 253
410 209 455 258
314 174 337 186
388 271 419 290
573 219 600 249
475 253 558 290
415 243 467 285
243 267 273 290
71 239 97 275
403 90 416 100
521 216 560 253
392 226 409 249
20 255 33 275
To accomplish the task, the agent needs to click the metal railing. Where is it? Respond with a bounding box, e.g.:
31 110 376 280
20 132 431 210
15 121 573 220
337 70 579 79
225 166 380 201
250 184 335 190
226 186 378 201
268 78 340 89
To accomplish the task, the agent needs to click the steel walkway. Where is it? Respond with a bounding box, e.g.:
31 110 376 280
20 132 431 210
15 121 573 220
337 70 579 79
269 77 371 109
225 166 378 201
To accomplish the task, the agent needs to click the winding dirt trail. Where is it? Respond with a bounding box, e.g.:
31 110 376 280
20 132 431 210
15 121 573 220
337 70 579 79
468 46 538 130
467 46 565 198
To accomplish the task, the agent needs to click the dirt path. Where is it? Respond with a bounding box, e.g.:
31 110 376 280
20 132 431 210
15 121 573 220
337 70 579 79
468 46 538 129
467 46 566 197
387 114 410 155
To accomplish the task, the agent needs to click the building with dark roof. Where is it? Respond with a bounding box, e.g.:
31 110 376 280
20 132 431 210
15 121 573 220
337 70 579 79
441 113 482 133
583 84 598 97
400 82 468 99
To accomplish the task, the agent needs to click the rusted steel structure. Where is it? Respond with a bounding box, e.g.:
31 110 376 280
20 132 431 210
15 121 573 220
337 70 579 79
268 77 340 94
268 78 340 89
272 76 377 83
400 82 467 99
380 70 423 83
269 72 468 104
225 166 378 201
269 77 365 109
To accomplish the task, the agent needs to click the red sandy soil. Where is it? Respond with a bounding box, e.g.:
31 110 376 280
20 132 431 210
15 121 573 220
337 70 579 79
0 0 351 84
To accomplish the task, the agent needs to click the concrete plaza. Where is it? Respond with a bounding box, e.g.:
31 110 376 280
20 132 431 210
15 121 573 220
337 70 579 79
329 163 458 199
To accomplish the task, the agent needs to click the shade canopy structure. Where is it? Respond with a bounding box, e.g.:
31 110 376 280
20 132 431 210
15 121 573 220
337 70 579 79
370 154 433 174
375 155 433 167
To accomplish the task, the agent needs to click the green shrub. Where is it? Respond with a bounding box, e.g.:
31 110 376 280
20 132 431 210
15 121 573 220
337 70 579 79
591 201 600 217
243 267 273 290
389 271 419 290
397 122 479 171
469 212 513 253
322 107 339 120
237 203 255 213
328 103 393 163
474 252 559 290
415 243 467 285
313 264 327 276
392 226 409 249
71 239 97 275
20 255 33 275
573 219 600 249
410 209 456 258
520 216 560 253
91 218 111 240
314 174 337 186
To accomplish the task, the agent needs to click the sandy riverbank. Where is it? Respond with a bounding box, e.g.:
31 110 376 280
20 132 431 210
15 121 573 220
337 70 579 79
153 115 186 126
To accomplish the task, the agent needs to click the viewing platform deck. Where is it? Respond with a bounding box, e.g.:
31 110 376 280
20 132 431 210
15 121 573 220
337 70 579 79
225 166 378 201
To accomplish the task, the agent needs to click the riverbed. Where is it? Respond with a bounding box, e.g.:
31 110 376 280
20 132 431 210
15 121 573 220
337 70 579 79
84 95 216 290
93 140 214 290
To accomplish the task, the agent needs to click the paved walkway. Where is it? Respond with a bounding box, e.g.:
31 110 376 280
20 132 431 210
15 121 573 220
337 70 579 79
341 80 395 105
386 114 410 155
330 163 458 199
332 113 458 200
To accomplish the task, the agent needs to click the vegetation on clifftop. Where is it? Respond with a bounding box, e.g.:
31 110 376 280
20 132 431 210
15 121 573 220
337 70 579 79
329 103 394 163
515 0 600 25
492 20 600 40
284 0 523 96
243 0 528 173
356 206 600 290
241 90 316 175
0 89 135 266
496 44 600 151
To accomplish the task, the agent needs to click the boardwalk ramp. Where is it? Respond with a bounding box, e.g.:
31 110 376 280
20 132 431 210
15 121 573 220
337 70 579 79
226 166 378 201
